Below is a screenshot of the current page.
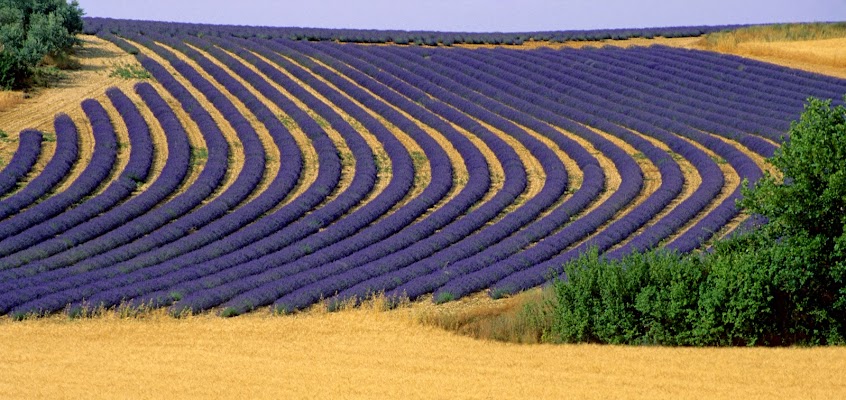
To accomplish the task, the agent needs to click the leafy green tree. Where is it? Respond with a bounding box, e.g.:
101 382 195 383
738 97 846 344
0 0 84 89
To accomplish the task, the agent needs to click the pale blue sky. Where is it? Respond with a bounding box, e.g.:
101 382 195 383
78 0 846 32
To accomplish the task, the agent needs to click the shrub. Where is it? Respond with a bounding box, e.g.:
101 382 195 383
0 0 85 89
549 96 846 346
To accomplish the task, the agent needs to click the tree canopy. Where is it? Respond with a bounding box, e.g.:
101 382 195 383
0 0 84 89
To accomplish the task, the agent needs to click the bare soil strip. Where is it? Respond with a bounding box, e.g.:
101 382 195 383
661 132 742 245
300 54 473 223
245 49 432 215
150 40 253 203
121 38 213 202
611 127 702 251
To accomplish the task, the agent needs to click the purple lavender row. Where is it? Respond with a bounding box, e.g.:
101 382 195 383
2 31 344 315
603 47 800 118
446 48 762 297
533 48 786 141
0 130 42 198
45 32 273 274
366 44 642 303
264 40 564 311
0 84 193 313
0 100 116 241
0 82 191 276
0 88 153 257
482 47 739 255
0 114 78 221
480 48 777 158
74 29 458 314
75 30 413 312
0 41 232 277
652 46 846 102
568 47 791 130
629 46 839 111
320 42 606 307
384 44 680 303
84 16 737 48
162 36 496 315
101 32 445 313
475 47 767 254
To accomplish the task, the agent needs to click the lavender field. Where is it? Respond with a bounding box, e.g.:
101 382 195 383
2 18 844 318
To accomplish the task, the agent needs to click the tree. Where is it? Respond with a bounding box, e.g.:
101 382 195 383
0 0 84 89
736 96 846 344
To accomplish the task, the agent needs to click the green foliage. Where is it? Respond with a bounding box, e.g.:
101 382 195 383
0 0 84 89
190 146 208 166
741 97 846 251
108 62 151 80
547 96 846 346
551 248 705 345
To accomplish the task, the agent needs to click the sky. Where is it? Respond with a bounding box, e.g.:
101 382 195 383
78 0 846 32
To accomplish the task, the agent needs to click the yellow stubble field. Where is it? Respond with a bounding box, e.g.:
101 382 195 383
1 302 844 399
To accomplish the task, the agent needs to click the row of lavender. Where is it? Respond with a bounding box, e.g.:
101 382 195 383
83 17 743 47
2 19 844 317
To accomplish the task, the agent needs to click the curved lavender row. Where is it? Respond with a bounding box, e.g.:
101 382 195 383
0 84 192 311
38 32 273 276
166 37 497 315
241 107 522 314
480 48 777 159
578 48 789 156
327 40 684 303
484 48 739 256
457 49 764 298
308 41 592 300
98 31 456 313
653 46 846 103
365 44 645 303
664 151 765 253
0 114 78 221
269 40 570 311
629 46 839 112
531 48 785 141
76 30 419 311
603 47 801 118
0 130 42 198
0 100 116 241
478 47 769 255
0 83 190 277
570 47 790 130
326 42 606 306
0 49 231 277
410 45 687 303
3 32 349 315
0 88 153 257
490 152 761 296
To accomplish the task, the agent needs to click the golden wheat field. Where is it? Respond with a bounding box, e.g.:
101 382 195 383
1 28 846 399
2 300 846 399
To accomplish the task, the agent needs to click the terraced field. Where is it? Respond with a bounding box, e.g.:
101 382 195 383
1 19 845 321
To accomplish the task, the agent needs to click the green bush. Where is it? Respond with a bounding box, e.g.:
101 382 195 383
0 0 84 89
548 96 846 346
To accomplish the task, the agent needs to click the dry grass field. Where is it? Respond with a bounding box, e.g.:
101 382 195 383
2 27 846 399
1 298 845 399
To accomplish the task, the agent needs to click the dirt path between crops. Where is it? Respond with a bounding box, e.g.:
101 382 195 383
1 301 843 400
